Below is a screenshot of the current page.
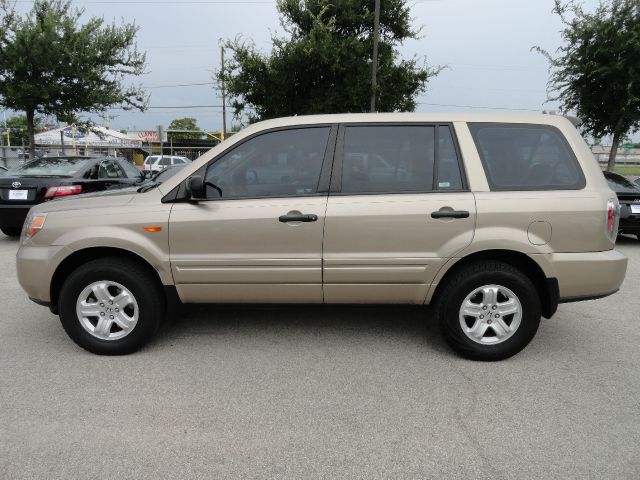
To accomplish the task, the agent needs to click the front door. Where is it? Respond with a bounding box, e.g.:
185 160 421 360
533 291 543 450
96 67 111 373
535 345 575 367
169 126 336 303
322 124 476 304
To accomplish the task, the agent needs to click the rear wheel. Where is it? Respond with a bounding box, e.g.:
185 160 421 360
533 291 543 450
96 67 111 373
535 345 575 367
58 257 164 355
1 226 21 237
435 261 541 361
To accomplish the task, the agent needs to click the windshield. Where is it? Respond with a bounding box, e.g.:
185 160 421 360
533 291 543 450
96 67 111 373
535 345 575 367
153 165 185 182
8 157 90 177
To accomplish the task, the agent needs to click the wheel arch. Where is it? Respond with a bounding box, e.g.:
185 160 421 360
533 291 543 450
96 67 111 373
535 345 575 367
429 249 559 319
50 247 169 314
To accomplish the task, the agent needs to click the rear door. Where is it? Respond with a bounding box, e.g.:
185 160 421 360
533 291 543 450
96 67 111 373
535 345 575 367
322 124 476 304
169 125 336 303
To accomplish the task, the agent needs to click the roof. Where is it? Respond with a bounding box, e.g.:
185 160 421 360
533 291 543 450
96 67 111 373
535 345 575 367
239 112 574 133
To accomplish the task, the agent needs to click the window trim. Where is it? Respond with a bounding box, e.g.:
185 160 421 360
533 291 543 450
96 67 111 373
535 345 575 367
329 122 469 196
468 122 586 192
191 124 338 202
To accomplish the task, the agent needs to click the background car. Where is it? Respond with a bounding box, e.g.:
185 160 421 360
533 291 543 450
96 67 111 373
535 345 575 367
0 156 145 237
142 155 191 173
603 171 640 240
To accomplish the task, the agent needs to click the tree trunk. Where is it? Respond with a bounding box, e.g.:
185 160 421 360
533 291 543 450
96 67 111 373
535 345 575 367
26 109 35 160
607 131 621 171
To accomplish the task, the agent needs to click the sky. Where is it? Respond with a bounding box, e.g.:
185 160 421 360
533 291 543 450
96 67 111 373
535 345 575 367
9 0 603 133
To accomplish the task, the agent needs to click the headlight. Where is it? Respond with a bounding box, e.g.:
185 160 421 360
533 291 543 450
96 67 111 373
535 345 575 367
24 213 47 240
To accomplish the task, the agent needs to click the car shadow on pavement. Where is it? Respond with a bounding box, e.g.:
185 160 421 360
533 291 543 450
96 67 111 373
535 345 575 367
154 303 450 353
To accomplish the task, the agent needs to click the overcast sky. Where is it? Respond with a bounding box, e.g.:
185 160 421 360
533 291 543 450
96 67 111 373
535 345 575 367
12 0 603 132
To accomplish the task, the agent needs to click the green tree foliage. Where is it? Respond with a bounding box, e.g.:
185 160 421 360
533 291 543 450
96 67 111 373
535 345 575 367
0 0 147 157
2 114 44 146
218 0 439 122
535 0 640 170
168 117 203 140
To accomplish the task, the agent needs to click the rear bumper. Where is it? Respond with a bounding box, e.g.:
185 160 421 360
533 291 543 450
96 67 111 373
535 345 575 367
545 249 628 300
0 204 33 228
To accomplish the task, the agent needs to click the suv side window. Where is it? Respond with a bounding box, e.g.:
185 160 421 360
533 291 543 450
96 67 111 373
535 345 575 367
436 126 464 190
468 123 585 190
159 157 172 166
205 127 330 199
341 126 436 193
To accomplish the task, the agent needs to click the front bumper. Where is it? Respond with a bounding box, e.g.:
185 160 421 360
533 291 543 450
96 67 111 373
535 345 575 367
0 204 34 228
16 243 71 304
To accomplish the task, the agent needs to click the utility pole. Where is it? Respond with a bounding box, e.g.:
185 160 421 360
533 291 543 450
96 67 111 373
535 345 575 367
370 0 381 112
221 46 227 141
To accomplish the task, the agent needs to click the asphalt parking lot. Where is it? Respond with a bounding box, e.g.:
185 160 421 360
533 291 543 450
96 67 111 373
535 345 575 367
1 235 639 480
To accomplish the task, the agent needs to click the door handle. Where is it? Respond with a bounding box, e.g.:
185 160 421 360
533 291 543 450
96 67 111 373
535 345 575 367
279 214 318 223
431 210 470 219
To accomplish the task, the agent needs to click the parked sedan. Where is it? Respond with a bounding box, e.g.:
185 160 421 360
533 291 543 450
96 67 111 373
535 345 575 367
603 171 640 239
0 156 144 237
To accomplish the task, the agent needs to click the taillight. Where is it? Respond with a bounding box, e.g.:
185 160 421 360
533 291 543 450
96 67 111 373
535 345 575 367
44 185 82 198
606 198 620 241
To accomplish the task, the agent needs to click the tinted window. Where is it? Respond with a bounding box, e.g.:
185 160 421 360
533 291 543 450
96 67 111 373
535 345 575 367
144 156 158 165
469 123 585 190
98 160 123 179
9 157 90 176
205 127 330 199
342 126 435 193
159 157 172 166
118 159 143 179
436 126 464 190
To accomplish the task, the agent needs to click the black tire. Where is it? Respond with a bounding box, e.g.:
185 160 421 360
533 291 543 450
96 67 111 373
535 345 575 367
1 226 21 237
435 261 541 361
58 257 164 355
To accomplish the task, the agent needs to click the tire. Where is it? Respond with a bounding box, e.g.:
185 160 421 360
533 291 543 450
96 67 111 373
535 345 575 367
58 257 164 355
435 261 541 361
1 226 21 237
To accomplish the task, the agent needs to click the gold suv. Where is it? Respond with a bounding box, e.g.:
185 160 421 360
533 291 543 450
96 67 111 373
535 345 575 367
15 113 628 360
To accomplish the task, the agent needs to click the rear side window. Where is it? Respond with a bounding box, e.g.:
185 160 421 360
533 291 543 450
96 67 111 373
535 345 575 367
341 125 464 194
468 123 585 190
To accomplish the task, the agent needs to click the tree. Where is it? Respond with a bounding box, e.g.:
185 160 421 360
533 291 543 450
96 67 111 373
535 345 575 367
168 117 203 140
218 0 439 123
535 0 640 171
3 115 44 146
0 0 147 158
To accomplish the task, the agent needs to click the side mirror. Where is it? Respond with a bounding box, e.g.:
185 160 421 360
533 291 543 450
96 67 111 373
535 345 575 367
186 175 206 200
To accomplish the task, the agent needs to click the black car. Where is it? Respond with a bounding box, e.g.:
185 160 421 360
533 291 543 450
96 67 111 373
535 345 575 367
603 171 640 239
0 156 145 237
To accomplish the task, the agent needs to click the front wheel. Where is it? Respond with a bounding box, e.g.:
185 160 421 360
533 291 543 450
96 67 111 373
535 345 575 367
58 257 165 355
435 261 541 361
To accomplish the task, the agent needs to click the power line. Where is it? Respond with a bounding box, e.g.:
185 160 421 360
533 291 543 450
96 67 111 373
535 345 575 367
417 102 541 112
144 82 214 89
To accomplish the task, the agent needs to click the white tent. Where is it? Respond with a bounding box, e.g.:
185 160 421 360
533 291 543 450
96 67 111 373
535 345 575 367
35 126 142 149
